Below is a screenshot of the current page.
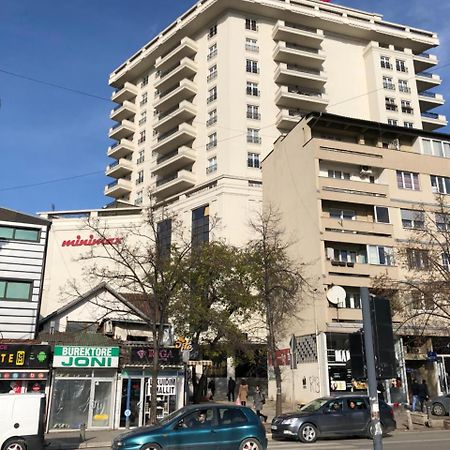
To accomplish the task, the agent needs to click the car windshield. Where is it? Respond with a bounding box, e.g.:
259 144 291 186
299 398 329 412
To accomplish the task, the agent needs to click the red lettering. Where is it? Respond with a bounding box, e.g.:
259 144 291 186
61 236 122 247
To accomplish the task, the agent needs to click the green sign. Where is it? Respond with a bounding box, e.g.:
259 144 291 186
53 346 119 368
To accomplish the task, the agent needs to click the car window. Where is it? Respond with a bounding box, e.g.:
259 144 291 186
325 399 343 413
345 398 367 411
176 408 215 430
219 408 248 426
300 398 329 412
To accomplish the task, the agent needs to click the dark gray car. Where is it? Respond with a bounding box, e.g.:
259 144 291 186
430 393 450 416
271 395 396 443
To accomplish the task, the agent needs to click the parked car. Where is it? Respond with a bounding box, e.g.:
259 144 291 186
430 393 450 416
112 403 267 450
0 393 46 450
271 395 396 443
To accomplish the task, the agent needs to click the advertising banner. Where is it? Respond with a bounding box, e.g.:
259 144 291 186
130 347 180 366
53 346 119 368
0 344 51 369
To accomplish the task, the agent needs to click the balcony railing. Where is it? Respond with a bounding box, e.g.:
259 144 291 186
207 94 217 104
206 164 218 174
207 49 218 61
422 111 440 119
420 91 438 98
156 173 178 187
285 22 317 34
402 106 414 114
206 141 217 150
287 86 323 98
157 149 178 164
107 180 119 189
285 42 320 54
399 86 411 93
245 44 259 52
206 116 217 126
247 136 262 144
385 104 398 111
383 83 396 90
417 72 434 78
286 64 321 76
207 72 218 82
247 112 261 120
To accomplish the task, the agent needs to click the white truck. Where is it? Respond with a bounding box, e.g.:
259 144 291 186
0 393 46 450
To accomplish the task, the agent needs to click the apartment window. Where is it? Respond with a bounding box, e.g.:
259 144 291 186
404 122 414 128
246 81 259 96
397 170 420 190
374 206 390 224
157 219 172 259
135 190 143 206
207 86 217 104
387 119 398 126
333 248 357 263
382 76 395 90
136 170 144 185
247 152 260 168
206 132 217 150
246 59 259 74
0 226 40 242
247 104 260 120
436 213 450 231
385 97 397 111
431 175 450 194
192 205 210 247
401 209 425 229
245 18 258 31
406 248 429 270
141 75 149 87
411 291 433 311
401 100 413 114
206 156 217 174
207 43 217 60
337 288 361 309
138 130 146 144
247 128 261 144
368 245 394 266
140 92 148 106
327 169 350 180
207 65 218 82
0 279 32 301
139 110 147 126
208 24 217 39
207 109 217 126
396 59 408 73
329 209 355 221
422 138 450 158
442 253 450 271
398 79 411 93
137 150 145 165
245 38 259 52
380 55 392 70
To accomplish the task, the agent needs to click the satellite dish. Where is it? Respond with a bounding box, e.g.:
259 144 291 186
327 286 346 305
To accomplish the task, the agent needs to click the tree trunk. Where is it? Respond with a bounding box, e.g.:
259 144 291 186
267 310 283 416
148 325 160 424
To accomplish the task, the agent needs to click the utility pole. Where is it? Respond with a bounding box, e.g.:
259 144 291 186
360 287 383 450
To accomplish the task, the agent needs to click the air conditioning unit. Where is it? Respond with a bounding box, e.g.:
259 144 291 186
388 139 400 150
359 165 373 177
104 320 114 335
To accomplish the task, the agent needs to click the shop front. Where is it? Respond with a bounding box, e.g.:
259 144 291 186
0 343 51 394
48 346 119 431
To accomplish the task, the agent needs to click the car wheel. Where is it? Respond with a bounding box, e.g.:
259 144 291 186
3 439 27 450
141 445 162 450
298 423 318 443
432 403 447 416
239 438 262 450
367 421 384 439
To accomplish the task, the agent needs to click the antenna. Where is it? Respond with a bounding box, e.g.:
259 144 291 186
326 285 346 306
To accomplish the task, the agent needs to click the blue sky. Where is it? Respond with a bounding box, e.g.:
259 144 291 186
1 0 448 214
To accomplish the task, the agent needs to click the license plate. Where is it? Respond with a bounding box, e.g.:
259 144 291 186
271 425 278 430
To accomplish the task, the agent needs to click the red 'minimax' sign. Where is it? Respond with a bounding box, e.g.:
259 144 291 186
61 235 123 247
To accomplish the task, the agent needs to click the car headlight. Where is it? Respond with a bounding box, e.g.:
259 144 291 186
115 441 124 447
281 418 297 425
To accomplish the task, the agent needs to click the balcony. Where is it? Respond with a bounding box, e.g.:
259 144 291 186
418 92 445 111
154 57 197 93
416 72 442 92
325 260 398 284
275 85 328 111
111 82 138 104
110 100 136 122
272 20 324 49
104 178 132 198
152 123 196 155
319 177 389 206
152 146 196 177
154 100 196 134
108 119 135 141
421 112 448 131
275 63 326 90
155 37 197 73
275 108 306 130
153 170 196 200
272 41 325 70
413 52 438 73
107 138 134 159
154 79 197 113
105 158 133 178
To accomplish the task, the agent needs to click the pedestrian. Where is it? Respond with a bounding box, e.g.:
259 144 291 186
253 385 268 422
418 379 429 412
227 377 236 402
207 378 216 401
411 379 420 411
238 379 249 406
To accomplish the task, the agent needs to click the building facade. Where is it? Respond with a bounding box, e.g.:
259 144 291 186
0 208 50 339
263 112 450 404
105 0 445 249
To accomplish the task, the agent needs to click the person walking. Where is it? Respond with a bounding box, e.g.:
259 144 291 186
411 379 420 411
238 379 249 406
207 378 216 400
418 379 429 412
253 385 268 422
227 377 236 402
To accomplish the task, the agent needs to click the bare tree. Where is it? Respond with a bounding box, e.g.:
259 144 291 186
244 206 306 416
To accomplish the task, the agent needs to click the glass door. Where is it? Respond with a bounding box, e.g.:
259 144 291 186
89 380 114 428
120 378 143 428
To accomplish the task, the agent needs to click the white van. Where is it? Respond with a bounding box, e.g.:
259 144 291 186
0 393 46 450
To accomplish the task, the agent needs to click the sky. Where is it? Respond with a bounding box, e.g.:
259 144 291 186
1 0 449 215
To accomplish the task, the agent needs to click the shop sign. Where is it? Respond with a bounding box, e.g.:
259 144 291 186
147 377 177 396
174 337 193 351
131 347 180 366
0 344 51 369
0 371 48 380
53 346 119 368
61 235 123 248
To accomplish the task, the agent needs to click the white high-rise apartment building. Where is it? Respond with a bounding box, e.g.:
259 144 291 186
105 0 446 245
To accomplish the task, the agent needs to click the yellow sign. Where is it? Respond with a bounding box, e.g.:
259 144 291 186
174 337 193 351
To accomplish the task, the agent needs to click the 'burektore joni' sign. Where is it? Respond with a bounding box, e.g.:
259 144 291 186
0 344 51 369
53 346 120 368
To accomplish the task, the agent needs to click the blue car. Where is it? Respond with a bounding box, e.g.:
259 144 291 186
112 403 267 450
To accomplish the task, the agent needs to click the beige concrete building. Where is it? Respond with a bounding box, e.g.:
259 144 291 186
263 112 450 404
105 0 445 249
